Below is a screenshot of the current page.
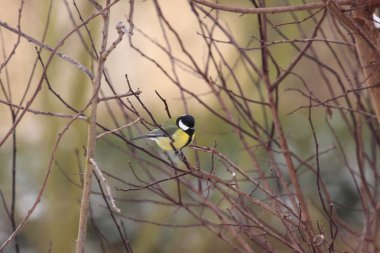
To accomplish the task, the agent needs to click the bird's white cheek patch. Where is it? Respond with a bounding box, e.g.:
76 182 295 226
374 14 380 29
179 120 189 131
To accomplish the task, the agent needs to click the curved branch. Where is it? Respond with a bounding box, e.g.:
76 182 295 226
0 20 94 79
190 0 353 14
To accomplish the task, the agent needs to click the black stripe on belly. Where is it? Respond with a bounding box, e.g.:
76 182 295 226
184 129 195 148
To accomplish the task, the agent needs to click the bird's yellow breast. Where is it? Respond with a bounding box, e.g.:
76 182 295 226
154 130 194 151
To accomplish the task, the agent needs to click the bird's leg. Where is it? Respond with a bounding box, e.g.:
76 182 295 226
175 150 191 169
175 149 185 160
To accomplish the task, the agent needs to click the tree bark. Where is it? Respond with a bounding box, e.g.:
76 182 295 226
352 1 380 123
344 1 380 252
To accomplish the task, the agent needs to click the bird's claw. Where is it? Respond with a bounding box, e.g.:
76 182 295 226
175 150 185 160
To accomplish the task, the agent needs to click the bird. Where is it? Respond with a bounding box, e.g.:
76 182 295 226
130 115 195 152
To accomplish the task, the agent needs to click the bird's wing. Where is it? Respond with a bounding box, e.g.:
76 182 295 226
146 125 178 138
130 125 178 140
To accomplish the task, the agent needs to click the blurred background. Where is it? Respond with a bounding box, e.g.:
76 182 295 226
0 0 378 252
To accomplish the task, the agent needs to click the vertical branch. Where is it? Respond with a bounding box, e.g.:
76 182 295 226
352 4 380 121
1 2 25 251
257 4 316 244
308 93 337 251
10 105 18 253
269 82 315 237
325 0 380 124
75 2 110 253
350 2 380 251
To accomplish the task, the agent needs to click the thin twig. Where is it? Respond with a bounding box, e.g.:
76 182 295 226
99 90 141 102
190 0 353 14
102 22 127 60
96 117 140 140
90 158 121 213
155 90 171 118
0 20 94 79
0 99 87 119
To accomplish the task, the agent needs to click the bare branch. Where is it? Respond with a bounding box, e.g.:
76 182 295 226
190 0 354 14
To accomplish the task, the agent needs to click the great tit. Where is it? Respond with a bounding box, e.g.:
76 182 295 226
130 115 195 151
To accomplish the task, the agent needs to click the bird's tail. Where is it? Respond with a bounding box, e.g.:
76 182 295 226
129 135 149 141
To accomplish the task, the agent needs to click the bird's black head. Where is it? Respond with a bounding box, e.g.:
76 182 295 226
177 115 195 131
